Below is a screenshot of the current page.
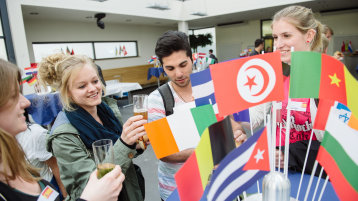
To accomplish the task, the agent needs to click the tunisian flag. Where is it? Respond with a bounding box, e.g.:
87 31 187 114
210 52 284 116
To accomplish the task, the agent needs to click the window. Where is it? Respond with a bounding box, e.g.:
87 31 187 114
0 0 15 62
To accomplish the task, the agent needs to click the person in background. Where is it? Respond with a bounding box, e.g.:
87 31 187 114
38 54 146 201
0 58 125 201
208 49 218 64
323 25 334 41
321 34 329 54
16 110 67 199
148 30 246 200
323 25 343 60
249 38 264 56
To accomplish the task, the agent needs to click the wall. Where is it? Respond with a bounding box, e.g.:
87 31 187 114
215 11 358 63
316 11 358 56
24 18 175 69
215 20 260 62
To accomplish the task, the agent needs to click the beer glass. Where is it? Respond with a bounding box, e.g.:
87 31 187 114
133 94 148 149
92 139 115 178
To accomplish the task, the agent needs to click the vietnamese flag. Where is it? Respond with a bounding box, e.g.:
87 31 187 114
290 52 358 116
210 51 284 116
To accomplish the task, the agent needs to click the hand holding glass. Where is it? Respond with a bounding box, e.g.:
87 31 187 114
133 94 149 150
92 139 115 179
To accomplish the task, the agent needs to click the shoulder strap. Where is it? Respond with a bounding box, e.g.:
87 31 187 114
158 83 175 116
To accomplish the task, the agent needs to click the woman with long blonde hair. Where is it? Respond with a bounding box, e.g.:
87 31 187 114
0 59 124 201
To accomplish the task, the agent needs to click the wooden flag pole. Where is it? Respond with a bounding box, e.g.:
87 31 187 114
303 160 318 201
312 167 324 201
317 176 329 201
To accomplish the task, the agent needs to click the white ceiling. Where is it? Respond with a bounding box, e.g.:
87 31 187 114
21 0 358 29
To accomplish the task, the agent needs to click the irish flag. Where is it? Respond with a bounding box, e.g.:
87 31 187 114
144 104 217 159
316 111 358 201
175 117 236 201
290 52 358 116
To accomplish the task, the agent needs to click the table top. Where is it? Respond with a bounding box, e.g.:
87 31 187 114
167 170 338 201
105 81 142 97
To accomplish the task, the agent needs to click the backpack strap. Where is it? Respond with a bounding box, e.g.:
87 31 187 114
158 83 175 116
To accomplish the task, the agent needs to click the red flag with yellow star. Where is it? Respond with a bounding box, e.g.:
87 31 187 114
319 54 347 104
290 52 358 117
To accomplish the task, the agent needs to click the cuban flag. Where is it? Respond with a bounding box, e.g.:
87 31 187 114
191 68 218 114
206 127 270 201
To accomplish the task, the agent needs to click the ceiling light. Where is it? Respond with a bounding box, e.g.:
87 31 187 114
147 4 170 10
191 12 207 16
29 12 39 15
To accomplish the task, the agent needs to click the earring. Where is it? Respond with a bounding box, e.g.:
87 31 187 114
306 40 310 44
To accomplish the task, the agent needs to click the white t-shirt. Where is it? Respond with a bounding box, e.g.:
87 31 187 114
16 124 53 181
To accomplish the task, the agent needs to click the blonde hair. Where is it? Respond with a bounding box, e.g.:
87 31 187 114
273 5 323 52
0 59 21 107
38 54 104 111
0 59 40 184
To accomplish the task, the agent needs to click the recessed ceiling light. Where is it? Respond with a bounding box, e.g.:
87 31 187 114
191 12 207 16
29 12 39 15
147 4 170 10
85 16 93 19
125 19 132 22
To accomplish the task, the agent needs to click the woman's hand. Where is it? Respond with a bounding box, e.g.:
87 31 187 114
121 115 147 145
234 129 247 147
80 165 125 201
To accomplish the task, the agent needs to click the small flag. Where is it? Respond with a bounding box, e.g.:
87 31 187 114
119 46 122 55
210 51 284 116
27 75 37 86
290 52 358 117
233 109 250 122
71 49 74 55
206 127 270 201
316 112 358 201
205 57 215 65
348 41 353 53
198 53 206 58
175 117 236 201
123 46 127 56
341 41 345 52
115 47 118 55
191 69 218 113
144 104 217 159
66 46 71 55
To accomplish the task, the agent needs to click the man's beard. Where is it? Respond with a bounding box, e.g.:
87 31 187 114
172 78 190 88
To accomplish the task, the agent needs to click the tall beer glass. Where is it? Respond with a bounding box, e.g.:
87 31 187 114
133 94 148 149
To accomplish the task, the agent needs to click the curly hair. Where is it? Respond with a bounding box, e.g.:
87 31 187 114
38 54 103 111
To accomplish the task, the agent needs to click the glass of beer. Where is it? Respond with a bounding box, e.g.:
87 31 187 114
133 94 148 150
92 139 115 179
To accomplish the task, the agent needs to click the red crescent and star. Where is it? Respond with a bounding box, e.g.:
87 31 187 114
244 65 269 96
